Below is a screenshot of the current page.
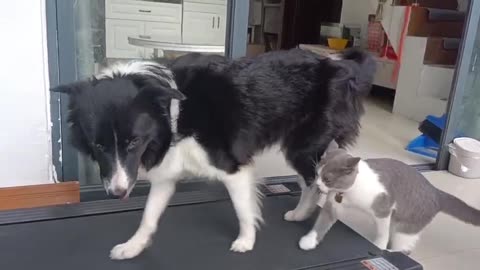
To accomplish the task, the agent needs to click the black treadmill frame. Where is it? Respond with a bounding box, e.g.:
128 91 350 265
0 179 423 270
0 176 301 226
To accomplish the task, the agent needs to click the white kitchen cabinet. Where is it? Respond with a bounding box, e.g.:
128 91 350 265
183 0 226 5
183 2 227 45
105 0 182 59
106 19 146 59
106 0 182 23
144 22 182 58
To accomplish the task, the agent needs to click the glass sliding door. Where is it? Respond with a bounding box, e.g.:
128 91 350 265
47 0 249 189
438 0 480 169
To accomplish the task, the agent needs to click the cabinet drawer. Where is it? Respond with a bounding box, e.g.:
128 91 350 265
106 19 145 59
183 2 227 13
106 0 182 23
183 0 226 5
145 22 181 43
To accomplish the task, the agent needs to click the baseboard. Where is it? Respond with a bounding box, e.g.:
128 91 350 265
0 182 80 211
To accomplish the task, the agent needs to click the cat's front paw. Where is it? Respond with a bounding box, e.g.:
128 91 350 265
299 231 319 251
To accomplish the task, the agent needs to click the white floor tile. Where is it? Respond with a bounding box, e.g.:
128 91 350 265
419 249 480 270
349 98 434 165
412 171 480 265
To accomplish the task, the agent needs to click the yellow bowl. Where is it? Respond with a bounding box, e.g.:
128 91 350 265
327 38 349 50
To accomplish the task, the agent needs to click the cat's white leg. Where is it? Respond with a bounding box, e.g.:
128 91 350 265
389 232 420 254
222 166 262 253
373 216 391 249
299 193 338 250
284 180 320 222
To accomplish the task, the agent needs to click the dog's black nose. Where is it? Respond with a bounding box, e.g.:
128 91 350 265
108 188 128 199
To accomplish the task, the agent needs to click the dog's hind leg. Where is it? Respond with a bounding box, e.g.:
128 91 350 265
222 165 262 253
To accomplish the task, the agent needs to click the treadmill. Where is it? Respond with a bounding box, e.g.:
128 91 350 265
0 178 422 270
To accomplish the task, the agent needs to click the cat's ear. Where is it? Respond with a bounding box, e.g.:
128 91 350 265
326 140 339 152
342 157 361 174
346 157 361 168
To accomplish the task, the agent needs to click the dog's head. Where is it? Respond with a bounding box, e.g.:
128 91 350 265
52 61 185 198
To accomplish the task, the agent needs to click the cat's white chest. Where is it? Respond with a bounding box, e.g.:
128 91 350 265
338 161 386 212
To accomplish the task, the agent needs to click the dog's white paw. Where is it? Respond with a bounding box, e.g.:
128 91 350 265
299 232 319 251
284 210 309 222
284 210 298 221
109 241 147 260
230 237 255 253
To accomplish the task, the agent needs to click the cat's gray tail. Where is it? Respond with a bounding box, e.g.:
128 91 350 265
438 190 480 226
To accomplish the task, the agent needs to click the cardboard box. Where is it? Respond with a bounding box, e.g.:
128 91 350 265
247 44 265 57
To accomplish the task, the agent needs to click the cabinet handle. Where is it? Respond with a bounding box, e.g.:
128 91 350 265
138 9 152 13
217 16 220 28
212 17 215 28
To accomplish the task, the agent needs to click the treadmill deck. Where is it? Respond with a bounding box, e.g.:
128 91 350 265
0 192 420 269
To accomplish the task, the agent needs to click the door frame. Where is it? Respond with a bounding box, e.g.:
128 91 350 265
46 0 249 184
437 0 480 169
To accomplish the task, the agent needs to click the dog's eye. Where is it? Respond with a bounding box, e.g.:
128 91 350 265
127 137 141 152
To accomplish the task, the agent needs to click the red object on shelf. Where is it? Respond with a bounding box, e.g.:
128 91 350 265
368 21 385 54
384 45 398 60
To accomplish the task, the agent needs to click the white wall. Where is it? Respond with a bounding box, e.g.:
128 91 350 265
393 37 449 122
0 1 53 187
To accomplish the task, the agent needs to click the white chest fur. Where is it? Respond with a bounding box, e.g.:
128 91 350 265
141 137 236 183
337 161 386 212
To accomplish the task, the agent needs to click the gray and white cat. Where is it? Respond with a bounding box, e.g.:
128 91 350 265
299 141 480 253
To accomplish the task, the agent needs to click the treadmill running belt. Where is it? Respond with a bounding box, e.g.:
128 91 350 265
0 195 418 270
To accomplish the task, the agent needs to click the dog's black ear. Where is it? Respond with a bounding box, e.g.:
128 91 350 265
50 84 73 94
154 85 186 101
51 80 89 95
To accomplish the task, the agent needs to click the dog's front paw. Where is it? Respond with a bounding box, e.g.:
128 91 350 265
110 241 147 260
230 237 255 253
299 231 319 251
284 210 309 222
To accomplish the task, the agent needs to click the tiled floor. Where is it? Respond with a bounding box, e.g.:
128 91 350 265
411 171 480 270
348 97 434 165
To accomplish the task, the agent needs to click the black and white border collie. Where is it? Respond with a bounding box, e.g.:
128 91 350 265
52 48 375 260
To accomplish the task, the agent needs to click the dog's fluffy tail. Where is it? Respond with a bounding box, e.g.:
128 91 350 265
329 48 377 97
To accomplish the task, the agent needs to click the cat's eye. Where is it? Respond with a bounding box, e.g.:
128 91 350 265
127 137 142 152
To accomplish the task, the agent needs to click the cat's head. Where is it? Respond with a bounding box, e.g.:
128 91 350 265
317 153 361 194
